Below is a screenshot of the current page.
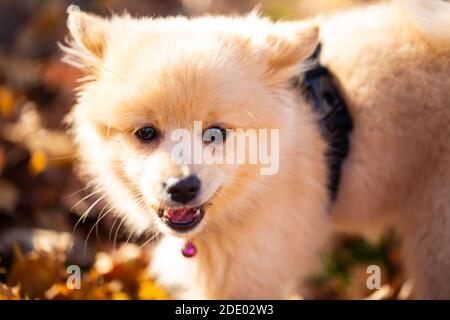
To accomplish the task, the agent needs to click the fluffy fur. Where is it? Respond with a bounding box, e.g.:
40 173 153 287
63 5 329 299
321 0 450 299
62 0 450 299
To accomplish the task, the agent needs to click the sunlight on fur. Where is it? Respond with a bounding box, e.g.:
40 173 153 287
62 0 450 299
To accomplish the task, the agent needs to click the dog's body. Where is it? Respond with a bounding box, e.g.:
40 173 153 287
321 0 450 298
63 0 450 299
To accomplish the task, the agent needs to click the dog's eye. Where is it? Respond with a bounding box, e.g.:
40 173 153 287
135 126 158 142
203 127 227 144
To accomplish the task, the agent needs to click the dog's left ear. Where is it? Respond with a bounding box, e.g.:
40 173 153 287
259 21 319 82
61 5 110 72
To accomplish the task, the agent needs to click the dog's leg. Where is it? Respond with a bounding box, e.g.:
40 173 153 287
401 186 450 299
198 234 327 299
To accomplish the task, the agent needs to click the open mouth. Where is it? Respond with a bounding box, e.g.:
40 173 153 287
158 206 205 233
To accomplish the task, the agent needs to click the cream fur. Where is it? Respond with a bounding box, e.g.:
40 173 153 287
62 0 450 299
320 0 450 298
399 0 450 43
63 7 329 299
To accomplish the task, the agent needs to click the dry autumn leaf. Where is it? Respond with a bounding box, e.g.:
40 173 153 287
0 86 15 119
0 283 21 300
29 150 48 175
138 280 169 300
6 245 66 299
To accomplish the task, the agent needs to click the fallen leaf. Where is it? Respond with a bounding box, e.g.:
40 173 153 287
7 245 66 299
0 283 20 300
398 280 414 300
29 150 48 175
138 280 169 300
0 86 15 119
112 292 130 300
364 284 394 300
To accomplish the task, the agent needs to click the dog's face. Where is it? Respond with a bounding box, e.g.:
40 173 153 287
64 7 318 238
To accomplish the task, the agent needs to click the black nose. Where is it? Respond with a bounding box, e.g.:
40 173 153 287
164 175 201 204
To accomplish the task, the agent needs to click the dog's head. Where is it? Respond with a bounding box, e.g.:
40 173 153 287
63 6 319 237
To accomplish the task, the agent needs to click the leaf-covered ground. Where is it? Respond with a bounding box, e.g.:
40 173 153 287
0 233 411 300
0 0 409 300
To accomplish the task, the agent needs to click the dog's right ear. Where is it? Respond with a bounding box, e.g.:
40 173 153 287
259 21 319 84
61 5 109 72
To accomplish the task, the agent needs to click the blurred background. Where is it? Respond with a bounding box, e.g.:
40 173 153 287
0 0 407 300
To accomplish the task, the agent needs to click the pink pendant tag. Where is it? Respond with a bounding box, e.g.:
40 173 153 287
182 241 197 258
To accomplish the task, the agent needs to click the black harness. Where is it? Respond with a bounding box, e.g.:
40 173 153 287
294 44 353 200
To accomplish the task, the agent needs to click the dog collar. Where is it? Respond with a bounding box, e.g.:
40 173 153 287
295 43 353 200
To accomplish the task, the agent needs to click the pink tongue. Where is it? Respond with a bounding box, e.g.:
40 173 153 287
165 207 198 224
